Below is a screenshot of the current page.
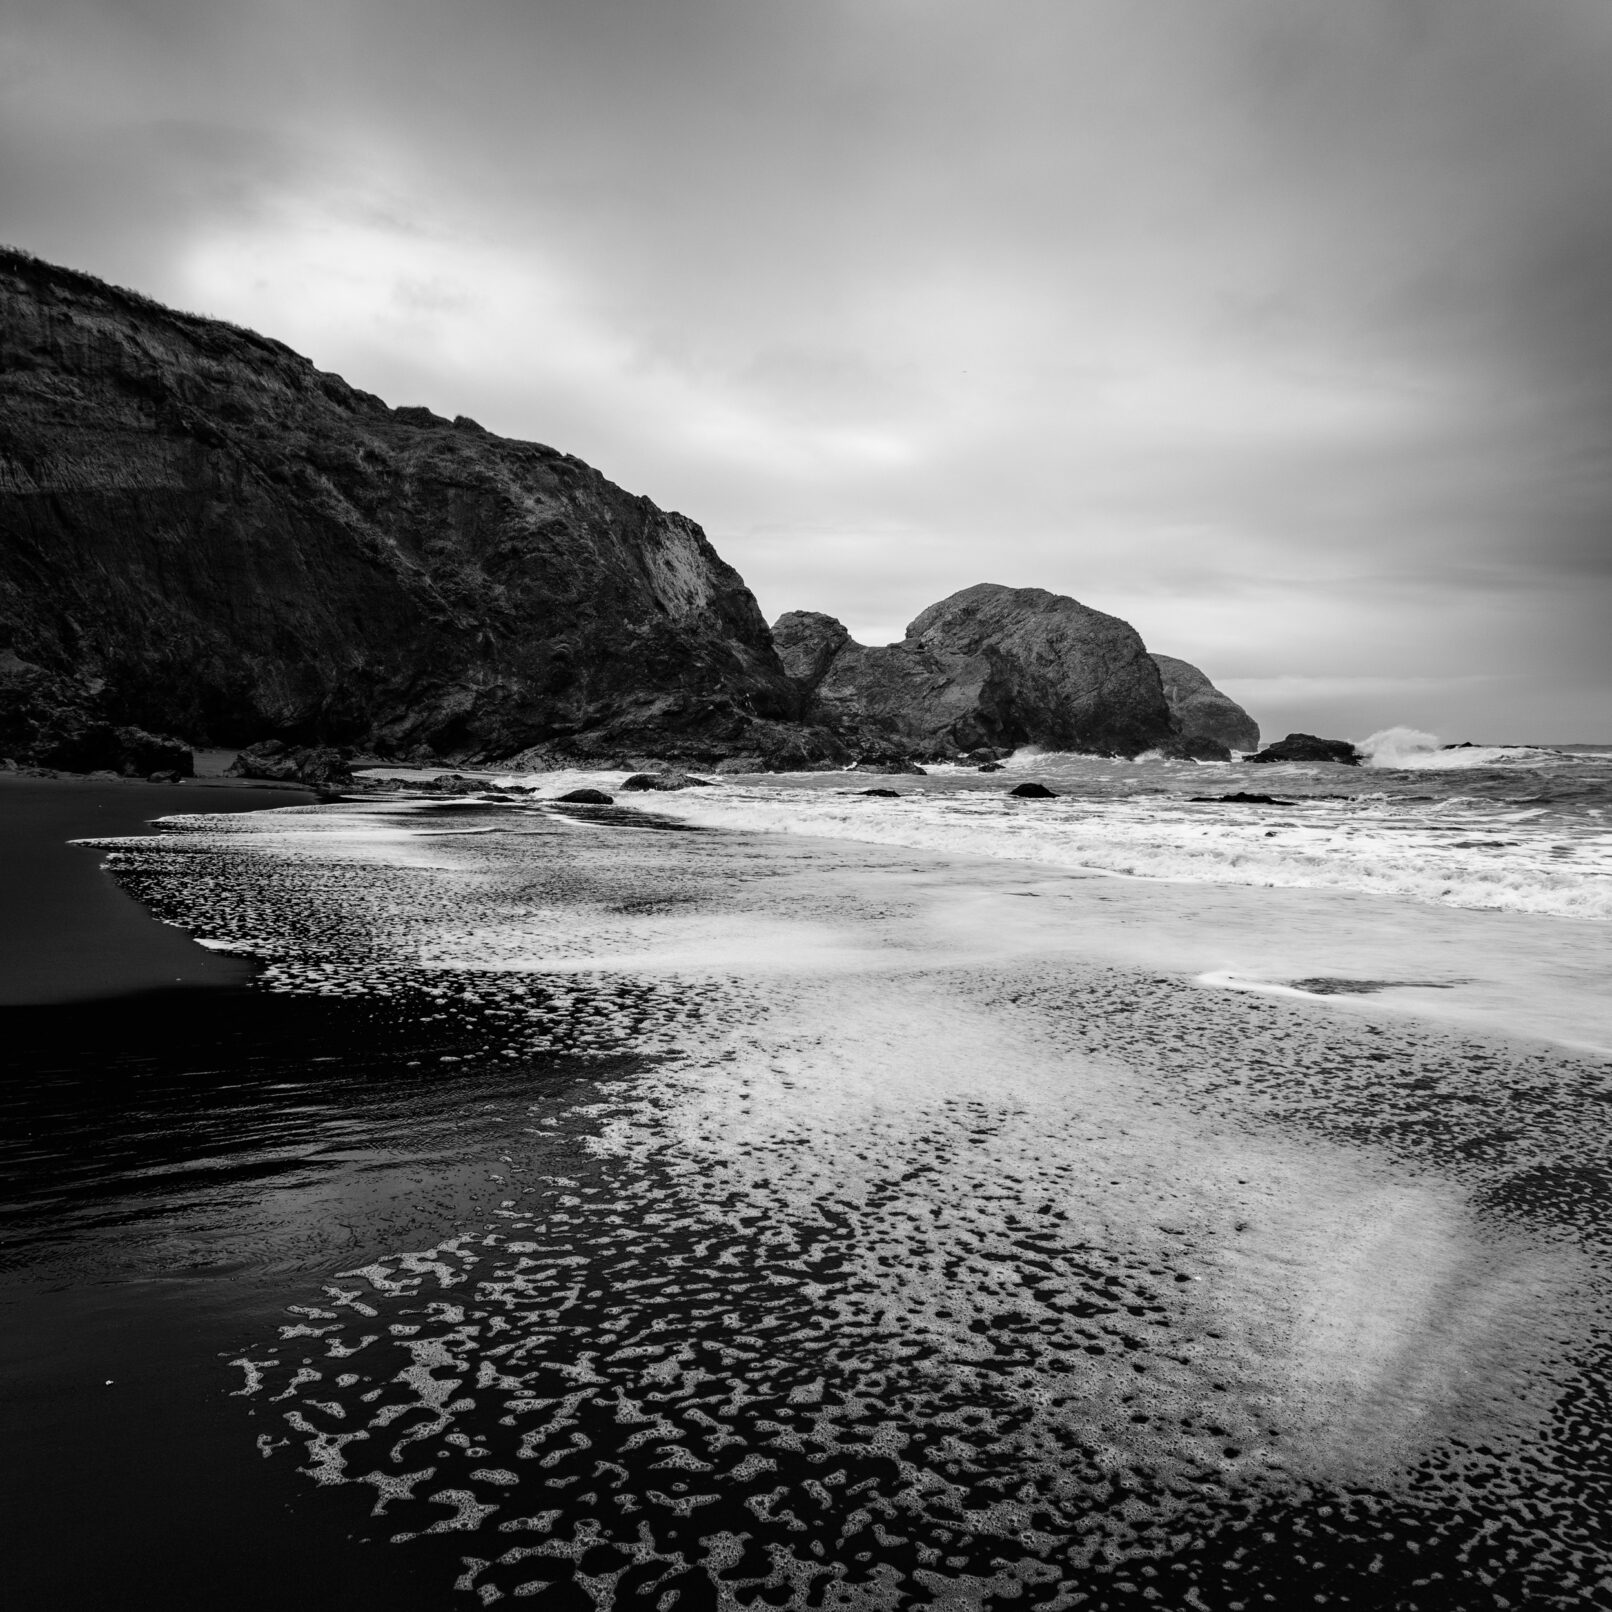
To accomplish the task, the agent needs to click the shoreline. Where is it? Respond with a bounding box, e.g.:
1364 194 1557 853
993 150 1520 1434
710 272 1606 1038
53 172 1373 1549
0 774 317 1005
343 777 1612 1056
7 788 1612 1606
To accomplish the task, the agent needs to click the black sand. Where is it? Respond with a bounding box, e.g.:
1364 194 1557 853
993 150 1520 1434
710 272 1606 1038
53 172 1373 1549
1 978 626 1608
6 787 1612 1609
0 776 314 1004
0 777 442 1608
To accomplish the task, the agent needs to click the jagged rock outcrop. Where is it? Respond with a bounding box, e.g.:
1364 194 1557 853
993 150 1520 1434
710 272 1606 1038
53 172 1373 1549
0 644 195 774
771 611 851 691
1151 654 1259 754
0 249 836 769
226 740 353 787
774 584 1177 759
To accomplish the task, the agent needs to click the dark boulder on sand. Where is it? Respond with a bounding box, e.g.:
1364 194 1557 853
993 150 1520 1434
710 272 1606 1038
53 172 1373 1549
412 773 496 795
773 584 1175 762
0 249 839 772
1008 781 1059 798
50 722 192 778
227 740 353 786
1150 655 1259 754
1247 733 1361 766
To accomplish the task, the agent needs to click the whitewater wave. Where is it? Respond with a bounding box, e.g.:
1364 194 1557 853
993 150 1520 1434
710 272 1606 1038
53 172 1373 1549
475 769 1612 923
1357 726 1557 771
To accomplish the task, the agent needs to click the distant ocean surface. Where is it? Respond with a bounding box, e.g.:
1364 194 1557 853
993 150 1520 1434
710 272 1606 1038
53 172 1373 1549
503 728 1612 923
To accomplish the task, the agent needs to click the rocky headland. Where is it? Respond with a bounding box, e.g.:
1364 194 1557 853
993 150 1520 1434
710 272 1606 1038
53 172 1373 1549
0 249 828 773
773 586 1257 762
1 250 1265 777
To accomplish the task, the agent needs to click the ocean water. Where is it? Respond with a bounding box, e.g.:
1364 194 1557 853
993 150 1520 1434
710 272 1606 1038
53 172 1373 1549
28 784 1611 1608
491 728 1612 925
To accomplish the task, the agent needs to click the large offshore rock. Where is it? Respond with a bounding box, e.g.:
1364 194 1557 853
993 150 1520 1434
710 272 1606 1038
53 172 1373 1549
0 249 830 768
1150 653 1259 754
1248 733 1361 766
775 584 1176 759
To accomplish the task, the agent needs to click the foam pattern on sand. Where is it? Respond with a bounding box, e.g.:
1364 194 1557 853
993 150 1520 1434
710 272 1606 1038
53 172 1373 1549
87 799 1612 1606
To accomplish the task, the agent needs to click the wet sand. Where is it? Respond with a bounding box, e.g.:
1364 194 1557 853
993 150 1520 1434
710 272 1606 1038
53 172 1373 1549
0 775 314 1004
6 791 1612 1607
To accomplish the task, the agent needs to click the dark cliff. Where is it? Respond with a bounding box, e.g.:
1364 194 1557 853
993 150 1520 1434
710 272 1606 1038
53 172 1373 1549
775 584 1179 759
0 249 824 767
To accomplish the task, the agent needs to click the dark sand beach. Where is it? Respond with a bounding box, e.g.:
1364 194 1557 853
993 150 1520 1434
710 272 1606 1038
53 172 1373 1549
5 785 1612 1609
0 775 314 1004
0 777 422 1608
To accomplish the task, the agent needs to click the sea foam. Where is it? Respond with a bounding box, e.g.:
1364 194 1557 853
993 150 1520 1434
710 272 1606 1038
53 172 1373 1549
107 795 1607 1608
1356 726 1559 770
517 774 1612 922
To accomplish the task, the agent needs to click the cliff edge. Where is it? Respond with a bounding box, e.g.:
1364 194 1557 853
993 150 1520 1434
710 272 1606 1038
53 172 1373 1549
0 249 825 767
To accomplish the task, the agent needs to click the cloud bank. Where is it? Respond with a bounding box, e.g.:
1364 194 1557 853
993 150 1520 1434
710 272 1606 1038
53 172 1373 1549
3 0 1609 737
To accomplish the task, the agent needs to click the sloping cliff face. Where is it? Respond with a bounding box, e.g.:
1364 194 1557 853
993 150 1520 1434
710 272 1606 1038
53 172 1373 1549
1150 653 1259 753
0 250 817 766
775 584 1178 758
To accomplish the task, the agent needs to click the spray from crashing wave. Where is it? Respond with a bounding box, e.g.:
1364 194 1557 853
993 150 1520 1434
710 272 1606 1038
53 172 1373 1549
1357 727 1552 770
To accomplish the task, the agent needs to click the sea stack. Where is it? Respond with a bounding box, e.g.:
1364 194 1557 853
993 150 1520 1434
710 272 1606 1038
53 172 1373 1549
774 584 1177 760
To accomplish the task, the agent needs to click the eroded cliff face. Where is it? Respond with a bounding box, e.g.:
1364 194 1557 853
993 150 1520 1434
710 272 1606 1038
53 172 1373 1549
775 584 1179 759
0 250 819 765
1151 653 1259 753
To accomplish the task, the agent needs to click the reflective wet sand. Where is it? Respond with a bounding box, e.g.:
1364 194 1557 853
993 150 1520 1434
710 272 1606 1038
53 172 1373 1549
11 794 1612 1608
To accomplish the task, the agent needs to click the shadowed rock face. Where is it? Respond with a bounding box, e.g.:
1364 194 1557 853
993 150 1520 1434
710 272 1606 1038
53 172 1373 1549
0 250 823 766
775 584 1177 758
1151 653 1259 753
771 610 850 691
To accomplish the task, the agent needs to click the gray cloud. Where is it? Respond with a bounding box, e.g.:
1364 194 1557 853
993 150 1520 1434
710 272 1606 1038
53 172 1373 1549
3 0 1609 737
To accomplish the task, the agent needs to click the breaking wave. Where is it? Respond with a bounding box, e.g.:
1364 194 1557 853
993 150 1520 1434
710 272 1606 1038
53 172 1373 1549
1357 726 1561 771
506 775 1612 923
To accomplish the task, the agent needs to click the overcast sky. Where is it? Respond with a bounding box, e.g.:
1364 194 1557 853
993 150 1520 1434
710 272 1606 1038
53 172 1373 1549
4 0 1609 739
